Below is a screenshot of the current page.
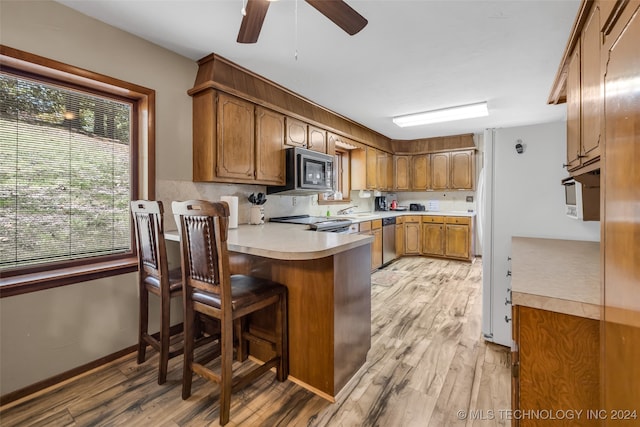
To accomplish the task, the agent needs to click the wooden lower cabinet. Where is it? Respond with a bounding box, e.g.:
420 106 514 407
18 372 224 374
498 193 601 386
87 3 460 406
403 219 421 255
422 223 445 256
512 305 600 427
395 218 404 256
360 220 383 271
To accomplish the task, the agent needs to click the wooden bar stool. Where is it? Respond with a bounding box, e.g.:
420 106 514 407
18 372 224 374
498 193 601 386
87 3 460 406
130 200 184 385
172 199 288 426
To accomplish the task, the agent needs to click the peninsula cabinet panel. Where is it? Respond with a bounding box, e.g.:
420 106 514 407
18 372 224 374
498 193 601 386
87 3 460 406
450 150 475 190
394 155 411 191
431 152 450 190
285 116 308 148
308 125 327 153
217 92 255 181
255 106 286 185
513 306 600 427
411 154 431 190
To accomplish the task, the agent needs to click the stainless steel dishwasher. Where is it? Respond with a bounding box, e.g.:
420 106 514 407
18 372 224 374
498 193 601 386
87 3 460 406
382 216 397 265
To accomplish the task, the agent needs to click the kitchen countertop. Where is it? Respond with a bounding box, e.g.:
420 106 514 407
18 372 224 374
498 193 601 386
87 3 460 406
511 236 601 320
165 223 373 261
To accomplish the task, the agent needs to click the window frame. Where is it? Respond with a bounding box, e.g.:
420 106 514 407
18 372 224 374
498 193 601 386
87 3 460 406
0 45 154 298
318 148 351 204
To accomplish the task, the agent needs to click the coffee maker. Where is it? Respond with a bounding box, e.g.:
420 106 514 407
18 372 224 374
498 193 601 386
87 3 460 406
374 196 387 211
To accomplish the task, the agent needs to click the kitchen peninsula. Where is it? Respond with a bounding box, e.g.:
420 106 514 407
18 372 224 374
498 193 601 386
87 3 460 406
166 223 373 400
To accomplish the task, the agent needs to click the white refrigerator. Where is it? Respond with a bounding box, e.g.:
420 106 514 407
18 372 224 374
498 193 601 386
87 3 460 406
480 124 600 347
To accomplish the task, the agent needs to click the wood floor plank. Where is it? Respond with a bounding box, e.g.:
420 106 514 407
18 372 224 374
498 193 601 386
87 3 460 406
0 257 511 427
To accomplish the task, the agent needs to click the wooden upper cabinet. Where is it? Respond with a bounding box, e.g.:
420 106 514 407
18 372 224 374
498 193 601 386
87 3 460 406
411 154 431 191
255 106 285 185
308 125 327 153
566 44 582 171
327 132 340 156
450 150 474 190
366 147 378 190
285 116 308 148
350 148 366 190
386 153 393 192
216 92 255 181
580 4 601 164
431 152 450 190
394 155 411 191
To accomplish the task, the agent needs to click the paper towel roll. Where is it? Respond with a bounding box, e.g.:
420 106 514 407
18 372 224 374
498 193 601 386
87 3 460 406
220 196 238 228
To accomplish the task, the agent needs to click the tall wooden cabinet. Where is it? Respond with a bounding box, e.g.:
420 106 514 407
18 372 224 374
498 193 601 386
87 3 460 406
192 91 286 185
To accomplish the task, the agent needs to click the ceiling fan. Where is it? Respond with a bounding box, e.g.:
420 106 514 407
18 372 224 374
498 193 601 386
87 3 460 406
237 0 368 44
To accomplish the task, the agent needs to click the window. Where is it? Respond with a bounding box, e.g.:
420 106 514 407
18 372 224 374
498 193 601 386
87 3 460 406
0 46 154 297
318 148 351 204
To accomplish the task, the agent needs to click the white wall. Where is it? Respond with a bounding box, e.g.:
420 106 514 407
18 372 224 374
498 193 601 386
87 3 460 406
0 0 197 395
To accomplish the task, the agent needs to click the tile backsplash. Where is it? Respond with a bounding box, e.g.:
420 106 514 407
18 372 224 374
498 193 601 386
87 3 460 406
157 180 476 230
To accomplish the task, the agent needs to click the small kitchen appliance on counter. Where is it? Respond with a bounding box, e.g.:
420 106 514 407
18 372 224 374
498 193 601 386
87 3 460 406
374 196 388 211
409 203 426 211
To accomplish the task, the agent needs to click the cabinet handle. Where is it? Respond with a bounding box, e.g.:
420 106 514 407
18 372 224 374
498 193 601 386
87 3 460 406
505 315 512 323
505 297 512 306
562 163 569 168
506 270 512 277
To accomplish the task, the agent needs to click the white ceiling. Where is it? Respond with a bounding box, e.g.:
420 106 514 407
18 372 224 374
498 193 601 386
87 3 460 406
56 0 579 141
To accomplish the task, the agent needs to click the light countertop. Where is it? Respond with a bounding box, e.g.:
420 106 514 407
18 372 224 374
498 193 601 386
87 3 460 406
511 236 601 320
165 223 373 261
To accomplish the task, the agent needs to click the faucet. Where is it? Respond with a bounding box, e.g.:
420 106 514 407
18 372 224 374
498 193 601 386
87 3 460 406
337 205 358 215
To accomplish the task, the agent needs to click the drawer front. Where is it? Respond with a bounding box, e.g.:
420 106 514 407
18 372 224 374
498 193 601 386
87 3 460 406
348 224 360 234
359 221 372 232
404 215 422 223
422 216 444 223
445 216 471 225
372 219 382 229
395 216 405 224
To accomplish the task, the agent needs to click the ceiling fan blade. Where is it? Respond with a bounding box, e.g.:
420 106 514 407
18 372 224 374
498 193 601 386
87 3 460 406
305 0 368 36
237 0 271 44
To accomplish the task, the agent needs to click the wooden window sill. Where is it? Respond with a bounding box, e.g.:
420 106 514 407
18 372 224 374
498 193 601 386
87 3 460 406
0 258 138 298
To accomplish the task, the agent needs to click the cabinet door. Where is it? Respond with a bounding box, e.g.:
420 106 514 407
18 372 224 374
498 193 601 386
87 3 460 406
255 106 285 185
445 224 469 259
580 4 601 163
404 222 421 255
394 156 411 191
386 153 394 192
366 147 378 190
350 148 366 190
431 152 450 190
411 154 431 190
371 228 383 270
515 306 600 427
308 125 327 153
566 44 581 171
395 223 404 256
422 223 444 256
217 93 255 180
376 152 388 190
450 150 474 190
285 117 307 148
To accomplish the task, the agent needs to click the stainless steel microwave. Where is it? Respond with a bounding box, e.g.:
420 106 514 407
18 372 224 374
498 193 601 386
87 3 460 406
267 147 334 195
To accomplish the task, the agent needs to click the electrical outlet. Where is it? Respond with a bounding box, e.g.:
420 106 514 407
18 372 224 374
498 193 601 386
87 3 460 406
292 196 297 206
466 196 474 202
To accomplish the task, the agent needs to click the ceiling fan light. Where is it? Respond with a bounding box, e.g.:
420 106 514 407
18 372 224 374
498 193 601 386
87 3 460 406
392 102 489 127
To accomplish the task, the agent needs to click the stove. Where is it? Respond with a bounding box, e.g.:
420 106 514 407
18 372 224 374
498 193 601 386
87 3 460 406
269 215 353 232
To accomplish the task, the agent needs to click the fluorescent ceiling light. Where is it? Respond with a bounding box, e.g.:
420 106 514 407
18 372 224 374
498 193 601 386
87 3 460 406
392 102 489 128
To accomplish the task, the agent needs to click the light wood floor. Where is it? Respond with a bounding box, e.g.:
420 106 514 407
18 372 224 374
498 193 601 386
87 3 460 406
0 257 510 426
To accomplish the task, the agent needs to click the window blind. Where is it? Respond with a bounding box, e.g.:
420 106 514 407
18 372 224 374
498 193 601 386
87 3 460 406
0 72 132 269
